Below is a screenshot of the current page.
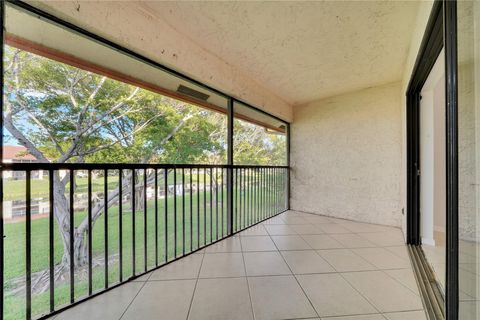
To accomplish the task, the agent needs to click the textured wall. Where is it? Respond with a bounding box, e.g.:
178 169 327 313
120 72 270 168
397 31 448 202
291 82 403 227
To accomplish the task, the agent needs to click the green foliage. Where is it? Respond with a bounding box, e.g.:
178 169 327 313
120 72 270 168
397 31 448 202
4 45 285 165
4 46 226 164
233 120 286 165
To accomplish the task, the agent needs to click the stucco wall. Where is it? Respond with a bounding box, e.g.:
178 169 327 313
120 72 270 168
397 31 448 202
291 82 403 227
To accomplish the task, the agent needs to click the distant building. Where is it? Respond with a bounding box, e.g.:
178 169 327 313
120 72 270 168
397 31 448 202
3 145 44 180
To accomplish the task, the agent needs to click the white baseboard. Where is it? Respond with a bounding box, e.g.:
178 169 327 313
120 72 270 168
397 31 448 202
422 237 436 246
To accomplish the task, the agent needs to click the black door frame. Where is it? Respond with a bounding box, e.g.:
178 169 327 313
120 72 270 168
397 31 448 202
406 0 443 245
406 0 458 319
443 1 458 318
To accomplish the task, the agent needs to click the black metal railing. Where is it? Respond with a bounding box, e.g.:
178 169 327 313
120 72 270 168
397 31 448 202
1 163 288 320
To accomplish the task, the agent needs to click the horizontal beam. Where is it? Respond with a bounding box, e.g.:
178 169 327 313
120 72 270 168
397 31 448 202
1 162 289 171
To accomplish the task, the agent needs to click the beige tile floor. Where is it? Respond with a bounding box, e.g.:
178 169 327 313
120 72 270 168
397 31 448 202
50 211 427 320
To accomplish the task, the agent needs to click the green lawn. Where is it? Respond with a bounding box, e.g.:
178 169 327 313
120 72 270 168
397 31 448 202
3 170 194 201
3 181 286 320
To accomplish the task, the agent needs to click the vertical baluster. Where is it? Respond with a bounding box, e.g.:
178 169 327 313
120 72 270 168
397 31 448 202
246 168 249 226
276 168 279 213
274 168 277 214
182 168 185 256
256 169 259 223
87 170 92 295
131 169 136 275
249 168 252 226
264 168 266 219
284 168 286 211
269 168 272 217
261 168 264 220
283 169 286 211
245 168 248 226
203 168 206 246
252 168 256 224
271 168 274 215
143 169 147 272
235 168 238 232
154 169 158 266
164 169 168 263
254 168 256 223
119 169 123 282
221 168 224 237
251 168 254 224
239 168 242 230
26 171 31 320
48 170 54 312
189 168 193 252
242 168 245 229
197 169 200 248
104 169 109 288
215 167 218 240
173 168 177 258
210 168 213 243
69 170 74 303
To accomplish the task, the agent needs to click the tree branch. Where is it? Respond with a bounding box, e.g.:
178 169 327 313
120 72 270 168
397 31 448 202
4 102 50 162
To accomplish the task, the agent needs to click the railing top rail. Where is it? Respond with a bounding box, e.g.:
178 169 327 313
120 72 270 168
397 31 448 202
0 162 289 171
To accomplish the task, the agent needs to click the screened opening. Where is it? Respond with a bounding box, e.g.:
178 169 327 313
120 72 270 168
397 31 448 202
233 102 287 166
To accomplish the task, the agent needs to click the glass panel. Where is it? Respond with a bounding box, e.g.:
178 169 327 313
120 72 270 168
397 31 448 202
418 50 446 294
457 1 480 319
233 102 287 165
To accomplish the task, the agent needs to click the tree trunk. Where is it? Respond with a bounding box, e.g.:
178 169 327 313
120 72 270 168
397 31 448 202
52 172 89 269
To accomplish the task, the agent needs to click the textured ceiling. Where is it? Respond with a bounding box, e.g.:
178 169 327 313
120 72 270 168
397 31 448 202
142 1 420 106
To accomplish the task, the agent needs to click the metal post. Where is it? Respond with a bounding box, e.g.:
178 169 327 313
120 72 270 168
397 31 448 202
286 123 291 210
26 171 31 320
227 98 234 235
104 169 109 288
88 170 92 295
444 1 459 319
119 169 123 282
48 170 54 312
69 170 75 303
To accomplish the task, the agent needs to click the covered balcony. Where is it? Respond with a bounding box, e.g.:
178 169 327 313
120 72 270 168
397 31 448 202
49 210 423 320
1 1 479 320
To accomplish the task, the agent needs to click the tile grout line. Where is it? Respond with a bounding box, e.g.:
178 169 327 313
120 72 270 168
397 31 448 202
185 247 206 320
117 277 151 320
284 213 385 318
327 263 384 316
381 267 424 298
266 219 321 319
242 213 423 318
239 232 257 320
314 247 377 273
58 211 423 320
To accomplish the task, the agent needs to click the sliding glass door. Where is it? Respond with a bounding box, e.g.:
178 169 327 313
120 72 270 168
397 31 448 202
457 1 480 319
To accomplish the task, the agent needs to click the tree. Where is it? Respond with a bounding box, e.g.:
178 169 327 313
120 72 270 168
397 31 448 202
233 120 287 166
4 46 224 292
4 45 286 293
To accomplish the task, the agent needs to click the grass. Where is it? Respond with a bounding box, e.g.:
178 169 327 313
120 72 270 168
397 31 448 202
3 180 286 320
3 171 193 201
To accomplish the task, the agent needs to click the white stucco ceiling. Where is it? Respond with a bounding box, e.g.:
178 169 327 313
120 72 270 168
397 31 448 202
142 1 420 106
